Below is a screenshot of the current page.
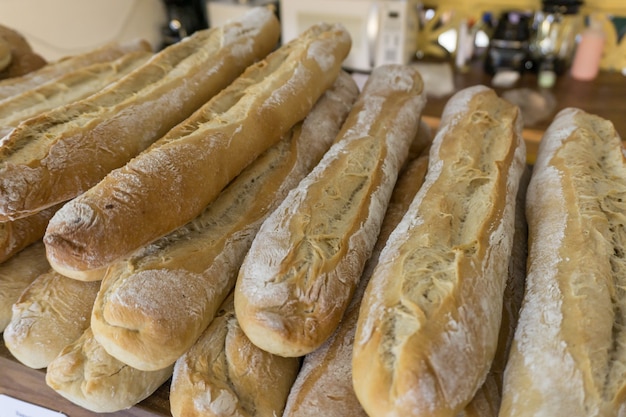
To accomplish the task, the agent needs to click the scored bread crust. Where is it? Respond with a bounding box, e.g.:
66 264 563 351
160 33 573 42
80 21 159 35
352 85 526 417
283 152 430 417
499 109 626 416
0 50 151 137
3 269 100 369
171 292 301 417
89 72 358 371
0 7 280 221
46 328 173 414
0 38 151 101
44 19 352 274
461 166 530 417
0 241 50 331
0 203 62 264
234 64 427 357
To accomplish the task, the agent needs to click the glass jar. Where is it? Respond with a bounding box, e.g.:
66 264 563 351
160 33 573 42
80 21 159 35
528 0 584 74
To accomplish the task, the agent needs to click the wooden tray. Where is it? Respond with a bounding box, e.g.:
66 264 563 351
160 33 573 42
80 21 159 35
0 341 171 417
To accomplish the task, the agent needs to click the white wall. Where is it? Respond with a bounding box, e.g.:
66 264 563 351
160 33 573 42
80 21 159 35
0 0 166 60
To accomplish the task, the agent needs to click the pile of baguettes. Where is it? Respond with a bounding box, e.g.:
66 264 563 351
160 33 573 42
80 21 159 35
0 5 625 417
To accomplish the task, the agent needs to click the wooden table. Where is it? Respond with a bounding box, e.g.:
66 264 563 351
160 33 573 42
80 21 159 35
419 60 626 163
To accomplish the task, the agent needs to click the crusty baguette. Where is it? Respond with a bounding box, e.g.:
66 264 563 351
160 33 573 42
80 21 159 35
89 72 358 371
352 85 526 417
0 38 150 100
499 108 626 416
283 152 430 417
234 64 426 357
459 166 530 417
0 36 10 71
171 292 301 417
44 20 352 276
0 7 280 221
0 241 50 331
0 24 47 80
3 269 100 369
46 327 173 413
0 50 152 136
0 203 62 264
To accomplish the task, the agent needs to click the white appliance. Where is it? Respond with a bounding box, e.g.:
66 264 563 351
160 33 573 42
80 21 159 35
280 0 419 72
206 0 278 28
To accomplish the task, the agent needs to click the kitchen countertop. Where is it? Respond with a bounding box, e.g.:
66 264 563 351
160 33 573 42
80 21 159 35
416 59 625 163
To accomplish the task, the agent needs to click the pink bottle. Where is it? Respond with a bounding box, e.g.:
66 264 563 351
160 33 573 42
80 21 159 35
570 18 605 81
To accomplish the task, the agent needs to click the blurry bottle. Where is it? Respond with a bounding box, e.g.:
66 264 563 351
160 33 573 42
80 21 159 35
570 16 605 80
528 0 584 75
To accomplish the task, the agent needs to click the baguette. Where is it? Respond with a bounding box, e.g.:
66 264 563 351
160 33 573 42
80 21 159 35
499 109 626 416
234 64 426 357
3 269 100 369
0 38 150 100
0 203 62 264
171 292 301 417
0 7 280 221
46 327 173 413
0 36 10 71
352 85 526 417
89 72 358 371
0 24 46 79
460 166 530 417
0 50 152 138
283 152 430 417
0 241 50 331
44 20 352 276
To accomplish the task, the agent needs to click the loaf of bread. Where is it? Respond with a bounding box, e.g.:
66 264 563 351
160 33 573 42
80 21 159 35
0 7 280 221
0 36 10 71
352 85 526 417
499 108 626 416
0 38 150 100
45 327 173 413
171 292 301 417
0 50 151 138
89 72 358 372
0 203 62 264
0 24 47 80
460 166 530 417
44 20 352 277
283 151 430 417
3 269 100 369
0 241 50 331
234 64 426 358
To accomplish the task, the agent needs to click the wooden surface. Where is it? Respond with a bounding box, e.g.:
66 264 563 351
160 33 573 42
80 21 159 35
420 61 625 164
0 341 172 417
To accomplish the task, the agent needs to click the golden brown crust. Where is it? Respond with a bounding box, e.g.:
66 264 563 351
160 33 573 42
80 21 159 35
0 241 50 331
171 293 301 417
352 85 526 417
3 269 100 369
0 24 46 79
44 19 351 274
500 109 626 416
234 64 426 357
89 72 358 372
46 328 173 413
0 203 61 264
461 166 530 417
283 153 429 417
0 8 280 221
0 38 150 100
0 50 151 132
